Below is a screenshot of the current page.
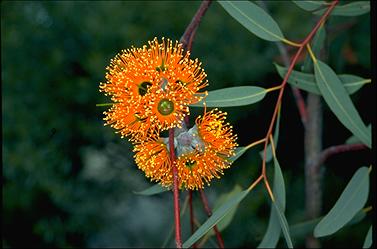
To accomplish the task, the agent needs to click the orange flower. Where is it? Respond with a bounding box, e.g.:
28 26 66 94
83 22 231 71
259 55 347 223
133 139 172 186
99 37 208 141
102 100 154 142
174 109 238 190
148 84 193 130
196 108 238 157
175 151 232 190
133 108 237 190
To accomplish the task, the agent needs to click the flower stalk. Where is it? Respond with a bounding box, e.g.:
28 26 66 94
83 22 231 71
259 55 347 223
199 189 225 249
189 190 197 249
169 128 182 248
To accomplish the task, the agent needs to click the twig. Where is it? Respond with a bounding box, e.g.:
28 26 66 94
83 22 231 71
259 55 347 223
199 189 225 249
189 190 197 249
258 0 308 127
314 143 367 173
259 7 339 246
180 0 213 51
261 0 339 180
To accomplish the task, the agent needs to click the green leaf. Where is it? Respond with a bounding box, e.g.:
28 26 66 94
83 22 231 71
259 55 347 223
229 146 248 163
133 184 169 195
191 86 267 107
208 185 243 235
363 225 372 248
314 1 370 16
314 60 371 148
275 63 371 95
273 202 293 248
346 124 372 144
272 158 293 248
292 0 327 11
258 207 281 248
314 167 370 238
218 1 285 42
290 217 321 240
183 188 250 248
259 107 281 162
258 156 287 248
290 208 367 240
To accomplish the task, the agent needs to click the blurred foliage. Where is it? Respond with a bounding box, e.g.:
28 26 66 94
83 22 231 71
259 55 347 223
2 1 372 248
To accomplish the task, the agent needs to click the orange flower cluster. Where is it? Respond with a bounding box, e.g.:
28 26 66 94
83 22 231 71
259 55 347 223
100 38 237 190
100 37 207 142
133 109 238 190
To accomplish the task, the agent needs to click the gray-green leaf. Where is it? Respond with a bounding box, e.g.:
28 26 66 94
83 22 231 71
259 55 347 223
208 185 243 235
289 208 366 240
133 184 169 195
346 124 371 144
275 63 371 95
272 158 293 248
363 225 372 248
258 156 287 248
229 146 248 163
292 0 327 11
183 188 250 248
314 1 370 16
314 167 370 237
314 60 371 148
218 1 285 42
191 86 267 107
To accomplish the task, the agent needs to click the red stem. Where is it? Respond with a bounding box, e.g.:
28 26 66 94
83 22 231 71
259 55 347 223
314 143 367 172
168 1 212 248
169 128 182 248
199 189 225 249
262 0 339 175
189 190 197 249
180 0 213 51
259 1 308 127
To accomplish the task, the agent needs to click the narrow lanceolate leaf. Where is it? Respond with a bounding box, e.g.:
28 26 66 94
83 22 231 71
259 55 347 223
259 107 281 162
314 1 370 16
292 0 327 11
314 60 371 148
133 184 169 195
258 206 281 248
363 225 372 248
272 158 293 248
183 189 250 248
258 156 287 248
346 124 372 144
209 185 243 235
314 167 370 238
229 146 248 163
273 202 293 248
218 1 285 42
290 209 367 240
191 86 266 107
275 63 371 95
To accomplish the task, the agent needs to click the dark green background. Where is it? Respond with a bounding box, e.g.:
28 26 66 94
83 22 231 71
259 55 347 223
2 1 373 248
